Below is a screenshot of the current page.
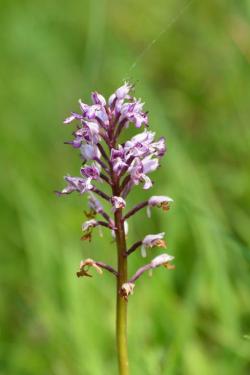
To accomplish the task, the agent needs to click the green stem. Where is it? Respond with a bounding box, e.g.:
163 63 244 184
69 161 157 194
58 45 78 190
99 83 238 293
114 208 129 375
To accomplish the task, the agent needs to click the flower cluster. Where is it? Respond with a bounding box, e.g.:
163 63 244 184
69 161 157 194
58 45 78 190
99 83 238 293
57 82 174 299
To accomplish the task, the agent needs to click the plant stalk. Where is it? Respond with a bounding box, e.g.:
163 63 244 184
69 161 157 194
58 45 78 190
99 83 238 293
111 126 129 374
114 208 129 375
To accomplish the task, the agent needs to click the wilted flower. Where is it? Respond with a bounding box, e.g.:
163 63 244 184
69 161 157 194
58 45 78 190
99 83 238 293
141 233 166 257
82 219 98 232
147 195 173 217
77 258 103 277
151 253 175 268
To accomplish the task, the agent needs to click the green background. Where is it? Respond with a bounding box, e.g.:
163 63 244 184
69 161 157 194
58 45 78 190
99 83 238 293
1 0 250 374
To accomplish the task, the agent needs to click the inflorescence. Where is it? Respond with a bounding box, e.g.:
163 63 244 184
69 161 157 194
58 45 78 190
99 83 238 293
57 82 175 299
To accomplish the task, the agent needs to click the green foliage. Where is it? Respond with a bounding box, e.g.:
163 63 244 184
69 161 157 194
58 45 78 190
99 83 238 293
0 0 250 374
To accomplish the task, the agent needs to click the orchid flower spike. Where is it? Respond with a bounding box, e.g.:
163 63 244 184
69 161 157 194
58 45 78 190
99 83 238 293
57 83 175 369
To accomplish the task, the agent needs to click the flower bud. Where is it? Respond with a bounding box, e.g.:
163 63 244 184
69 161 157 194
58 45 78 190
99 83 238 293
111 196 126 211
120 282 135 300
91 92 106 106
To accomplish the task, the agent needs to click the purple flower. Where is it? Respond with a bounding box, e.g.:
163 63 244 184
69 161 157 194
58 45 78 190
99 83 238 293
80 164 100 180
147 195 173 217
113 158 127 175
66 122 100 149
58 176 93 195
115 82 132 100
111 146 125 160
64 93 108 132
124 131 166 160
81 121 100 144
119 99 148 128
80 144 100 160
128 157 158 190
152 137 166 157
65 139 82 148
121 100 148 128
142 156 159 174
108 83 148 129
141 232 166 257
108 82 132 108
80 98 109 127
111 146 128 174
78 100 101 120
64 114 79 124
124 130 155 157
91 92 106 106
128 158 143 184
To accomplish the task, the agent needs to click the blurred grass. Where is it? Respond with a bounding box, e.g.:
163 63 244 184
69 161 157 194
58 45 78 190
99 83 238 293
0 0 250 374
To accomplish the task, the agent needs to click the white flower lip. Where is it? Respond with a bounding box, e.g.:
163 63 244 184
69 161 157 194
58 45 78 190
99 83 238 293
147 196 173 218
151 253 175 268
142 233 165 247
141 233 166 257
148 195 174 206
